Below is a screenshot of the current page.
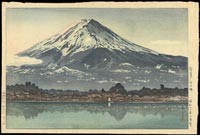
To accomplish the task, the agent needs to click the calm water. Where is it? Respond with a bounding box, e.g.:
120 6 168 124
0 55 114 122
6 102 188 129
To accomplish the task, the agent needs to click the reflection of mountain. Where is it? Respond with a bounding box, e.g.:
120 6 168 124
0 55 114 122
7 102 188 121
107 104 127 121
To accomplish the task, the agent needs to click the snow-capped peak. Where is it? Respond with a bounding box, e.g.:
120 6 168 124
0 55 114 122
59 19 94 36
19 19 159 58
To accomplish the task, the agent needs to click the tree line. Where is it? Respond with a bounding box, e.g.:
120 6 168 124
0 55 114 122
7 82 188 97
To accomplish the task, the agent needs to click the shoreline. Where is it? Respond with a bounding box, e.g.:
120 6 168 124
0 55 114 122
6 100 188 104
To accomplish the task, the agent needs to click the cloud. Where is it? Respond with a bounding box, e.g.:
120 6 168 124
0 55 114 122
149 40 182 45
147 40 187 57
7 55 43 66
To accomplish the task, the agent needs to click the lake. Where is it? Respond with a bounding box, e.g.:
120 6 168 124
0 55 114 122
6 102 188 129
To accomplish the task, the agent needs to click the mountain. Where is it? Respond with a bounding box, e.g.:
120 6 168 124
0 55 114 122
7 19 188 90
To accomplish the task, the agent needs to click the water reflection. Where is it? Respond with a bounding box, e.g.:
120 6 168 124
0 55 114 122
7 102 187 122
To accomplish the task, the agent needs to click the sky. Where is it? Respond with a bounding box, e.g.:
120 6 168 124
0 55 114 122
6 8 188 65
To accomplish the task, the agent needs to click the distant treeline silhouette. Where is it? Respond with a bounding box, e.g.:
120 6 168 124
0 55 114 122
7 82 188 97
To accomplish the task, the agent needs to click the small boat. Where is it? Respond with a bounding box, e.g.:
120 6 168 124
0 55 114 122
107 98 114 107
108 97 111 102
107 97 114 103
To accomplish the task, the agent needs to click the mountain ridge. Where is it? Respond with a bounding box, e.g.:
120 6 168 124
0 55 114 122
7 19 188 90
18 19 159 58
18 19 186 69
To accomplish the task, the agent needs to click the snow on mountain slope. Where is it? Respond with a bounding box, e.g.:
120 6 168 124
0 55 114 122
14 18 187 70
7 19 188 90
53 66 92 76
19 19 159 59
17 19 188 72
